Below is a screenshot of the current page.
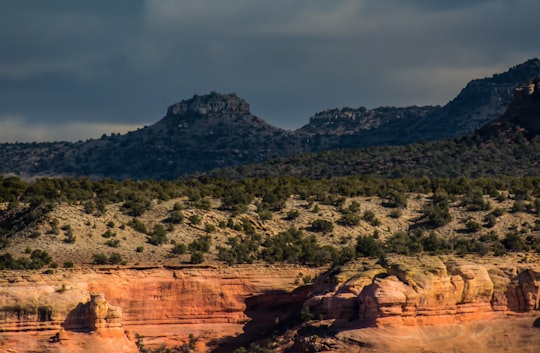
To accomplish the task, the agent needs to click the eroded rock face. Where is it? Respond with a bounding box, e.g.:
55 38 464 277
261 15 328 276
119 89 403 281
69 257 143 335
306 256 540 327
166 92 250 117
2 259 540 352
62 293 123 331
0 265 319 352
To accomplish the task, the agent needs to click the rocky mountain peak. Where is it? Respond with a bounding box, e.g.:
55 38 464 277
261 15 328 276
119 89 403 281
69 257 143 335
165 91 250 117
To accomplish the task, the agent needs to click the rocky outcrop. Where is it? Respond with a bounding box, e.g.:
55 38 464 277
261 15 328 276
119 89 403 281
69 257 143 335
299 106 437 136
478 76 540 139
0 265 320 352
0 286 137 353
2 260 540 352
306 256 540 327
166 92 250 117
62 293 123 331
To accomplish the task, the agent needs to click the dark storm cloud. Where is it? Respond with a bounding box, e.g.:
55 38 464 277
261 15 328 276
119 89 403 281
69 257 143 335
0 0 539 142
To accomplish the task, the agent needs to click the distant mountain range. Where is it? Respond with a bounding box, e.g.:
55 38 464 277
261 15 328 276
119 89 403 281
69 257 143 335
1 58 539 180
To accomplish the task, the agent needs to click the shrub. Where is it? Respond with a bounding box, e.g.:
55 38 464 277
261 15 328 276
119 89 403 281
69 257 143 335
92 253 108 265
148 224 168 245
29 231 41 239
260 228 338 266
258 209 273 221
484 214 497 228
491 207 505 217
109 252 125 265
340 213 361 227
0 251 54 270
363 210 380 226
195 199 212 210
205 223 216 233
105 239 120 248
128 218 148 234
465 220 482 233
83 200 96 214
239 218 256 236
188 214 202 225
29 249 52 269
385 231 423 255
188 235 211 253
218 235 259 265
102 229 116 238
135 246 144 253
356 235 383 258
502 232 529 252
461 189 491 211
171 243 186 255
168 210 184 224
190 251 205 264
63 261 74 268
310 219 334 232
420 232 451 253
285 209 300 220
422 201 452 227
122 195 152 216
511 201 526 213
106 221 115 228
384 191 407 209
347 200 361 213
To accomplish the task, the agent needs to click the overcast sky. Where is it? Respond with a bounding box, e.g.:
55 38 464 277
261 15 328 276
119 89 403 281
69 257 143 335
0 0 539 142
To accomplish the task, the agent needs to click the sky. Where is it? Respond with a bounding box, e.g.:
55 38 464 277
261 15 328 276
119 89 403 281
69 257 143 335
0 0 539 142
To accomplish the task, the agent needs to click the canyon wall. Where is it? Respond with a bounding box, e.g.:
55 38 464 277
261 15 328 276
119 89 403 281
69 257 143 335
306 256 540 327
0 265 319 353
2 257 540 352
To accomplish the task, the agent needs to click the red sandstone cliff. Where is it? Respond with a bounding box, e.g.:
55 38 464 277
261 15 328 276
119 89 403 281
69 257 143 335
1 258 540 353
305 256 540 327
0 265 319 352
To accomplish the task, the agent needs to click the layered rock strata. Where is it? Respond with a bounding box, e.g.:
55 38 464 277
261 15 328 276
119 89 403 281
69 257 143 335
305 256 540 327
0 265 319 352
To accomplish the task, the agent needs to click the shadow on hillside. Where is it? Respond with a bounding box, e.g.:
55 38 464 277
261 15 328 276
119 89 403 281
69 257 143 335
209 285 311 353
61 302 92 333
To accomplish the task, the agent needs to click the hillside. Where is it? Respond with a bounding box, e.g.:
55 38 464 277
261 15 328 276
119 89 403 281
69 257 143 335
2 175 540 352
2 175 540 268
296 58 540 148
0 93 305 179
0 59 539 179
213 77 540 180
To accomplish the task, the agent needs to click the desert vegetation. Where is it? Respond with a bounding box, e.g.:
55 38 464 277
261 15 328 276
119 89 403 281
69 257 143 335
0 174 540 268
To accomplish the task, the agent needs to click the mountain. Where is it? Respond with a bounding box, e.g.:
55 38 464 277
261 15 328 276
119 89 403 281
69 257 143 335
1 59 540 180
297 58 540 148
0 92 305 179
212 77 540 180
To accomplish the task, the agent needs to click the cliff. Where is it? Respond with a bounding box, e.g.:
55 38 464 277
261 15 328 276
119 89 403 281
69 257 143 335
306 255 540 327
478 77 540 139
0 265 320 353
2 258 540 352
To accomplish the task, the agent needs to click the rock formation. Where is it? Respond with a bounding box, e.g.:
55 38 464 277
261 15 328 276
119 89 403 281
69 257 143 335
479 75 540 138
166 92 250 117
305 256 540 327
0 265 320 352
298 105 437 136
1 258 540 352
